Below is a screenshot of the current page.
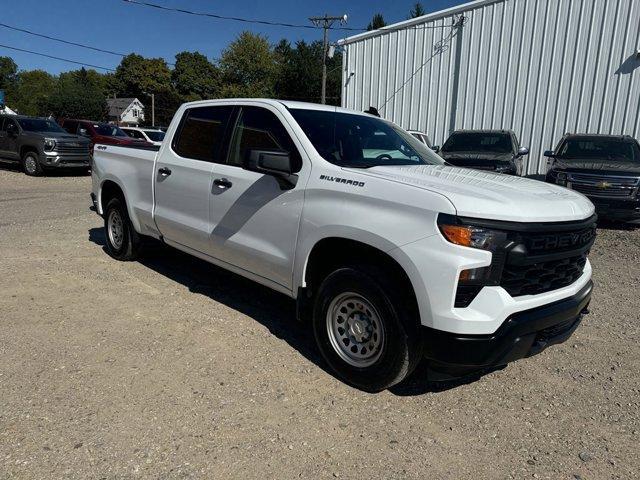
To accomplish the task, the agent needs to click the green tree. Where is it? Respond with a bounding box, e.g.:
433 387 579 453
172 51 220 101
112 54 177 126
11 70 56 116
409 2 427 18
46 68 107 120
274 39 341 105
366 13 387 31
219 32 275 98
0 57 18 89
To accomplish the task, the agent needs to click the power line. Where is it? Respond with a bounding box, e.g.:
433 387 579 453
121 0 319 30
0 43 115 72
0 22 176 67
119 0 450 33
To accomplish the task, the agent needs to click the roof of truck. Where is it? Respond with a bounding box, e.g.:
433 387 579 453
179 98 372 117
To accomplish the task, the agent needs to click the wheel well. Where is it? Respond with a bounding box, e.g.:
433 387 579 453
20 145 38 159
100 180 125 212
301 237 419 321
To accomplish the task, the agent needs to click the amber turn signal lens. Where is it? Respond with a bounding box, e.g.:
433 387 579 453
440 224 472 247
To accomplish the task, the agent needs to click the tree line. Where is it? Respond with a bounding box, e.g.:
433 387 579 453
0 3 427 125
0 31 341 126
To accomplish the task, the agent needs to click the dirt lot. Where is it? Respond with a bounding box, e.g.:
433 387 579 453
0 166 638 479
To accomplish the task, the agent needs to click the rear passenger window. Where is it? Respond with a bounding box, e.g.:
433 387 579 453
172 106 234 162
228 106 301 172
62 120 79 134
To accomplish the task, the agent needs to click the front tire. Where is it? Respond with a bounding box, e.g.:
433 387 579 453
22 152 43 176
104 197 141 261
312 266 423 392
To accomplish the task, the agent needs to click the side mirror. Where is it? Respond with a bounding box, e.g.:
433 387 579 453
431 145 440 153
79 128 89 137
518 147 529 156
245 149 297 187
544 150 555 158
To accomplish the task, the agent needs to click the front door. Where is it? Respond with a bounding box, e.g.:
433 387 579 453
208 105 307 291
153 105 235 254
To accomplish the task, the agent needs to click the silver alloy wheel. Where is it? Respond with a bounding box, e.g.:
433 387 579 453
326 292 385 367
107 209 124 250
24 155 38 174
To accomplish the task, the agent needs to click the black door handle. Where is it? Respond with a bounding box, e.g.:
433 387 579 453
213 178 232 189
158 167 172 176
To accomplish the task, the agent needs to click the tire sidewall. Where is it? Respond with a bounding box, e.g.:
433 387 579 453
104 197 134 260
312 268 415 392
22 152 42 176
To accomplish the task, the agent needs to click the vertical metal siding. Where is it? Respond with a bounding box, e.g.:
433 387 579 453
341 0 640 175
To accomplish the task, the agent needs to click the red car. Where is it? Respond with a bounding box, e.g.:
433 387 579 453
59 119 152 149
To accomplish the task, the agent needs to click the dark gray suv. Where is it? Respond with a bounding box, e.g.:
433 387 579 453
0 115 91 176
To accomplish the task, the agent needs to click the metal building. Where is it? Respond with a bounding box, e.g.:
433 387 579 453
339 0 640 175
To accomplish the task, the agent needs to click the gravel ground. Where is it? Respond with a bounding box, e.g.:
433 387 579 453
0 167 638 479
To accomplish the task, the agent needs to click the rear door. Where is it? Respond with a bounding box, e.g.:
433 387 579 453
153 104 235 254
207 105 306 290
0 117 20 160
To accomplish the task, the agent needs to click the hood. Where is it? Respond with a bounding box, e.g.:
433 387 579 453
441 152 513 170
353 164 594 223
553 158 640 175
23 131 88 143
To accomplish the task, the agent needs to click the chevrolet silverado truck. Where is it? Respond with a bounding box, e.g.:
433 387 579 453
0 114 91 176
545 134 640 224
91 100 596 392
436 129 529 175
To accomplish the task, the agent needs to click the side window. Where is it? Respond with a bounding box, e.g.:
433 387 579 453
172 105 234 162
62 120 79 134
228 106 301 172
0 117 5 132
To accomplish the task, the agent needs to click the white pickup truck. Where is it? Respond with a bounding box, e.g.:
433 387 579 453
91 99 596 392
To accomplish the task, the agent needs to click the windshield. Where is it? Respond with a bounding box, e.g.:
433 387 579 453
557 138 640 162
144 131 165 142
442 132 513 154
17 118 66 133
289 109 445 168
94 124 128 137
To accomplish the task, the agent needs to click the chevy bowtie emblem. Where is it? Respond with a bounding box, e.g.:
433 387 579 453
595 181 611 189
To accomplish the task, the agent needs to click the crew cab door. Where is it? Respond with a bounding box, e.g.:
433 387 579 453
208 105 306 291
0 117 20 160
153 105 235 253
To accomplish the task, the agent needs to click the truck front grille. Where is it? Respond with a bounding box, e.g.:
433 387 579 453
56 143 90 155
501 252 588 296
498 222 596 297
569 173 638 198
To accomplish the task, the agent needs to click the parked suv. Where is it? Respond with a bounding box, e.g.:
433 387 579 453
59 119 151 149
0 114 91 176
91 100 595 392
437 129 529 175
545 134 640 223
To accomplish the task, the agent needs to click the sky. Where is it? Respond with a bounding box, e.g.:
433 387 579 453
1 0 462 74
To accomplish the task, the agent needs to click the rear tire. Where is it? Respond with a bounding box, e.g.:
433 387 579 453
22 152 43 176
312 266 423 392
104 197 141 261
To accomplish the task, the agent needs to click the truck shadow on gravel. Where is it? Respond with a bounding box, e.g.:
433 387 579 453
88 227 489 395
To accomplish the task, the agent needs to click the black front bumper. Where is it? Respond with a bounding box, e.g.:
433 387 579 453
423 281 593 378
591 198 640 223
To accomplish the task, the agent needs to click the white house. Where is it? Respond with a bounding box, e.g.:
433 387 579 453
106 97 145 126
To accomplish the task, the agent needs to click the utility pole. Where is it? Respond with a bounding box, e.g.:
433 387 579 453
151 93 155 128
309 14 348 104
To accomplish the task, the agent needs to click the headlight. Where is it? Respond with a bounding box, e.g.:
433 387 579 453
438 224 508 251
556 172 567 186
43 138 56 151
438 218 509 299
